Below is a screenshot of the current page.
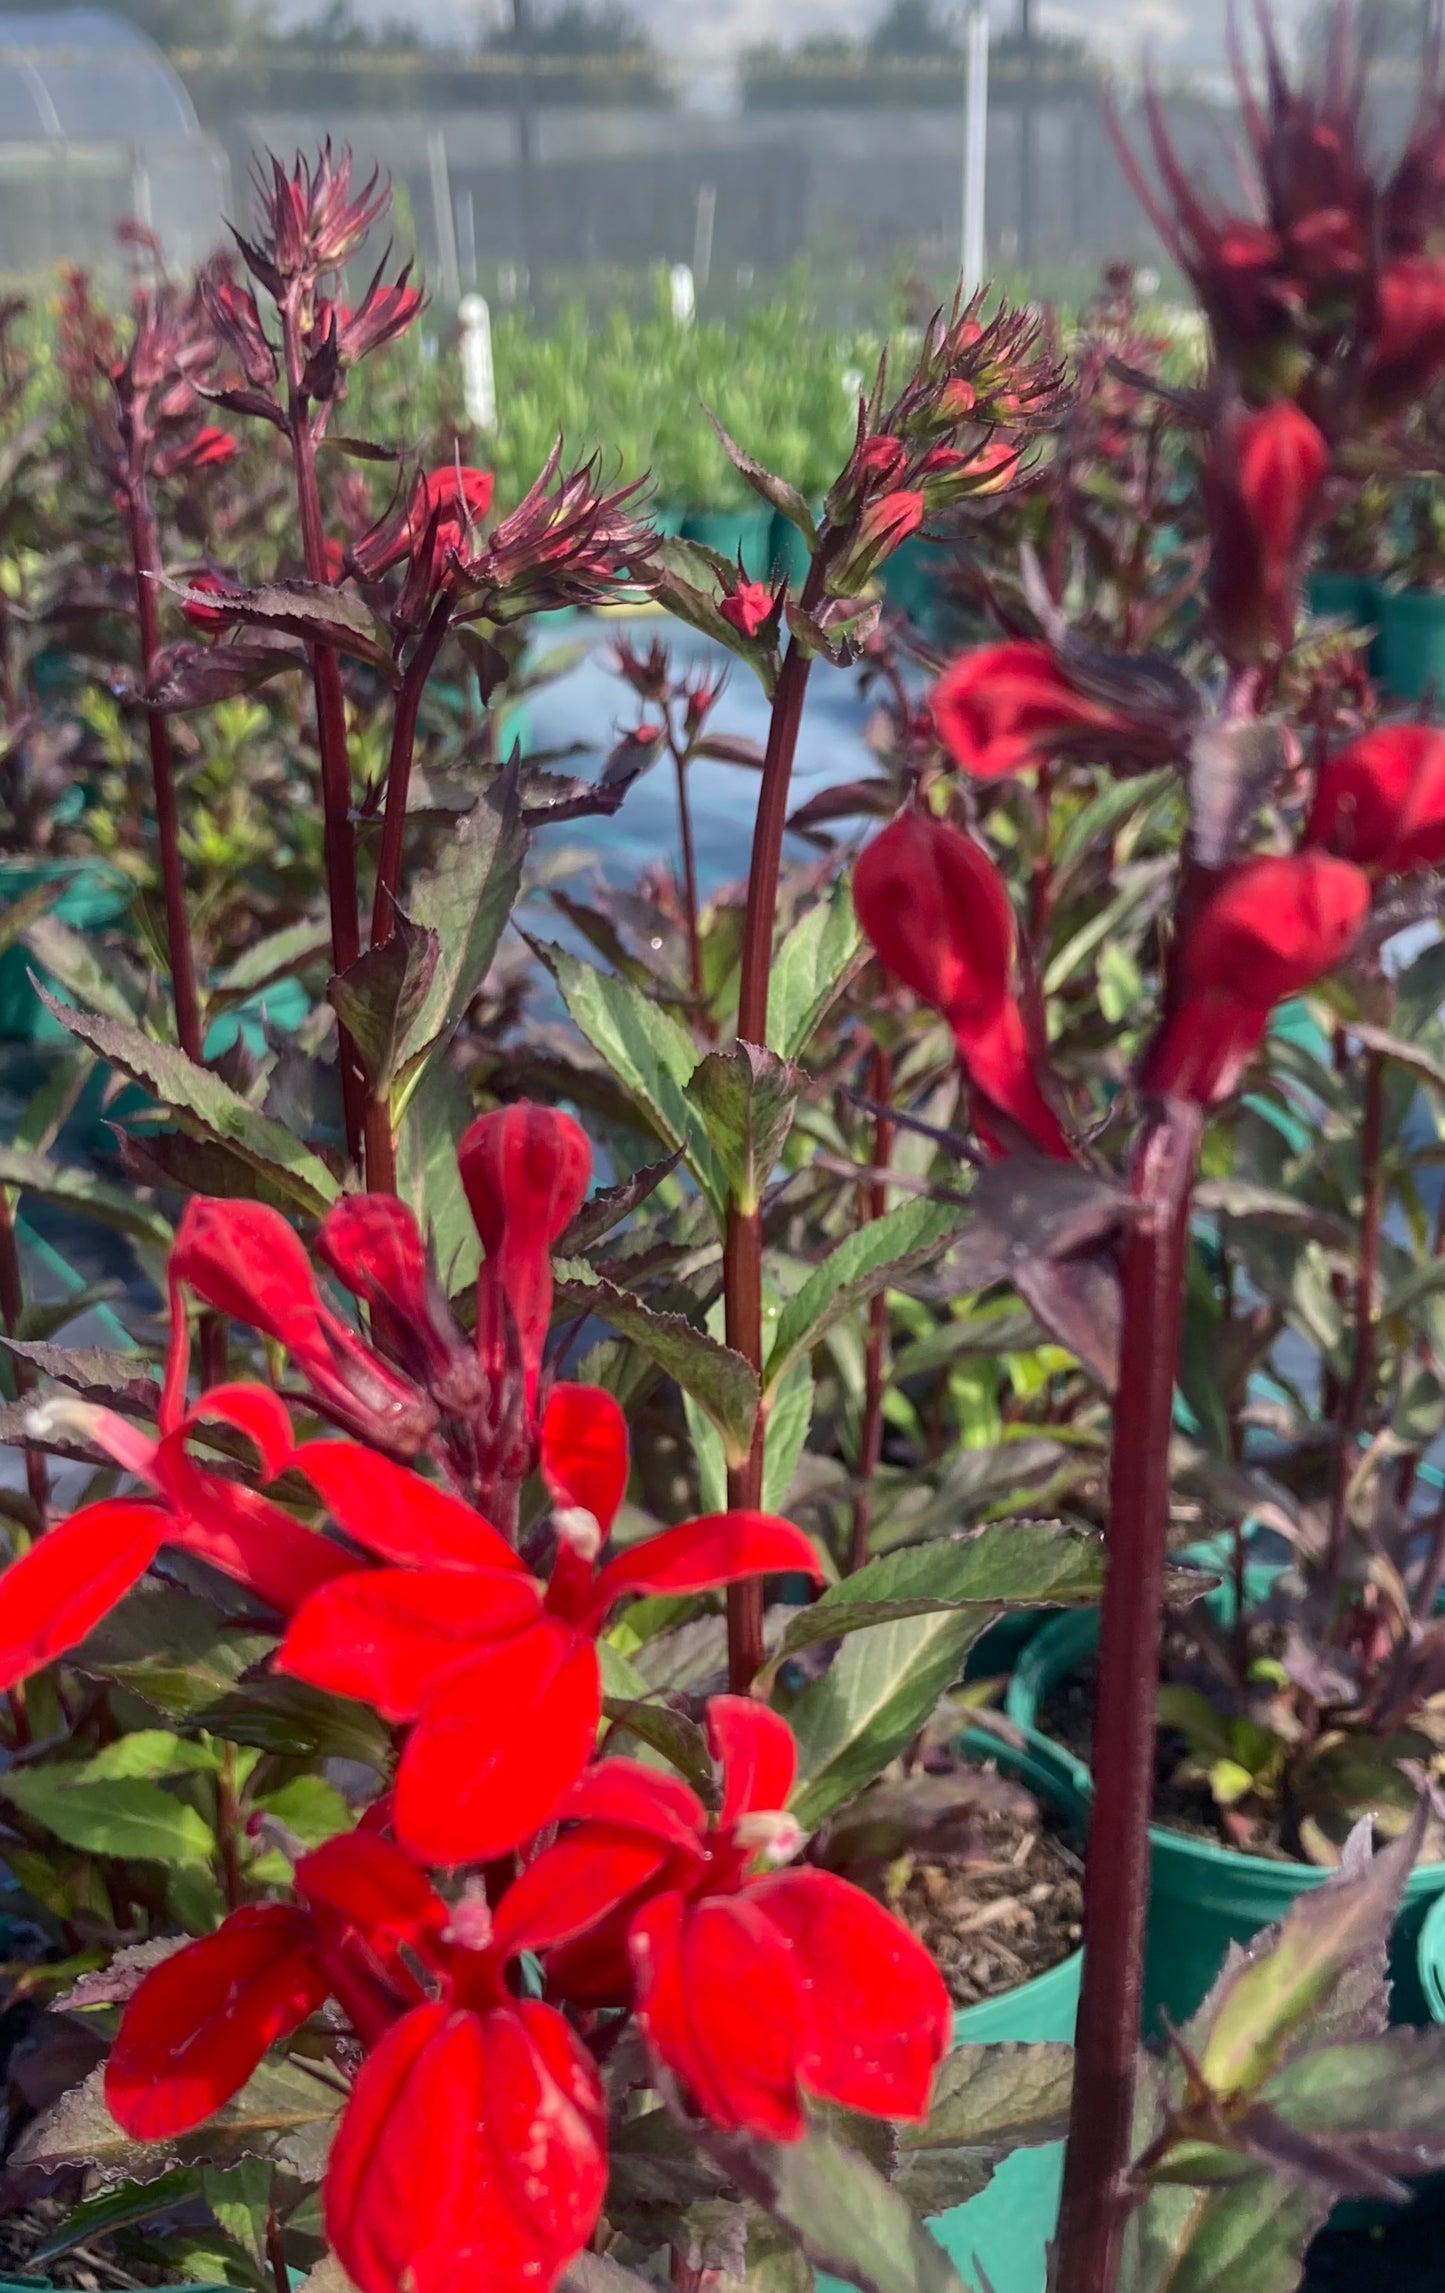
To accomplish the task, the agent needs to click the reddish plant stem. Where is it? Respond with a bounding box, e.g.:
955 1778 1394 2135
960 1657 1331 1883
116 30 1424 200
1054 1099 1202 2292
724 637 814 1690
362 594 455 1195
125 489 204 1066
214 1742 245 1913
0 1183 46 1521
1324 1047 1385 1603
672 740 704 1004
848 1043 894 1574
282 327 366 1171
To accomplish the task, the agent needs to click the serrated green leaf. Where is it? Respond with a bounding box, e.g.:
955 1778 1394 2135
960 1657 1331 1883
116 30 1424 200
28 2166 203 2263
397 767 527 1081
327 911 439 1097
763 1355 813 1511
894 2042 1073 2217
768 1521 1107 1668
694 2121 968 2293
35 998 339 1213
533 939 725 1204
395 1054 483 1292
768 878 865 1061
211 919 330 999
11 2054 340 2182
787 1609 986 1828
765 1200 968 1392
204 2158 274 2270
26 912 141 1023
0 1770 215 1866
555 1259 758 1464
684 1041 800 1216
255 1774 354 1847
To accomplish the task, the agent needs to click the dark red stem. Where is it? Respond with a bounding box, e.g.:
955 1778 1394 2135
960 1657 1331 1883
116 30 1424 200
849 1042 894 1574
362 594 455 1195
1325 1047 1385 1600
282 321 365 1172
672 738 704 1003
125 488 203 1065
0 1183 46 1521
1054 1099 1202 2291
724 637 814 1689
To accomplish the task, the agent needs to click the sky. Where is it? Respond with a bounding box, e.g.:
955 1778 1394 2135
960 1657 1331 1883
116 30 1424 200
278 0 1315 75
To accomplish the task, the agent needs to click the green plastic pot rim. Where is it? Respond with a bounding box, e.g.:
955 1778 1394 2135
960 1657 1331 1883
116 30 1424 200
1419 1888 1445 2022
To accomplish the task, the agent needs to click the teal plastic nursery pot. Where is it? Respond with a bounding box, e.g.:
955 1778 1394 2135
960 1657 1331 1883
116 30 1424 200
0 856 131 1044
1007 1604 1445 2034
1376 586 1445 700
906 1730 1085 2293
1307 569 1376 625
1419 1887 1445 2022
679 507 774 578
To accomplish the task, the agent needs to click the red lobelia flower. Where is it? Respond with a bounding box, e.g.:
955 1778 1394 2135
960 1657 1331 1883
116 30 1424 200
459 1102 590 1430
179 571 240 635
1144 850 1371 1105
0 1379 353 1690
931 641 1130 780
1363 255 1445 422
1205 398 1328 660
106 1828 610 2293
167 1196 439 1459
1307 724 1445 873
718 577 778 638
543 1698 951 2139
354 462 495 588
275 1383 821 1865
853 810 1073 1159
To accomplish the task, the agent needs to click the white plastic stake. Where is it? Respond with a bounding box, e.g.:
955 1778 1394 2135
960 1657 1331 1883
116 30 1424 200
459 293 497 434
669 262 696 327
961 1 990 295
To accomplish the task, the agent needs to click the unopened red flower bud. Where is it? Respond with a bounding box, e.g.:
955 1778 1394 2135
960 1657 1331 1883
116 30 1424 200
854 810 1072 1159
1205 398 1327 660
718 579 777 640
459 1102 592 1425
1363 255 1445 421
181 571 239 636
855 435 908 484
1144 850 1370 1106
932 642 1129 779
1307 724 1445 873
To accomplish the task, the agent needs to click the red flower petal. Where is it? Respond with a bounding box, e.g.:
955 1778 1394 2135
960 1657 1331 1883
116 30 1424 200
106 1906 327 2139
180 1382 294 1481
709 1696 797 1826
492 1829 669 1958
632 1893 807 2139
459 1103 591 1412
277 1567 543 1720
540 1382 629 1535
292 1440 523 1573
157 1445 354 1614
294 1830 448 1953
395 1622 601 1864
326 2001 604 2293
584 1510 821 1628
0 1501 164 1689
557 1757 707 1852
748 1866 950 2121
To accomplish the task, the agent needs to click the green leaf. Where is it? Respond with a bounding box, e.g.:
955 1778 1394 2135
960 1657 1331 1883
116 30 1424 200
787 1610 986 1829
76 1589 273 1720
28 2166 203 2263
532 939 725 1203
1196 1804 1424 2099
1053 765 1175 881
327 911 440 1097
71 1730 223 1784
768 877 865 1060
25 912 141 1023
601 1696 716 1798
692 2120 969 2293
35 997 339 1214
165 575 394 672
706 410 817 534
11 2054 340 2183
894 2042 1073 2217
1382 1253 1445 1324
395 1056 484 1292
0 1770 216 1867
763 1355 814 1511
211 919 330 998
195 1677 392 1768
1255 2026 1445 2170
396 767 527 1081
684 1041 800 1216
254 1774 354 1847
0 872 65 959
765 1200 969 1392
204 2159 274 2271
767 1521 1108 1668
1123 2175 1323 2293
555 1259 759 1464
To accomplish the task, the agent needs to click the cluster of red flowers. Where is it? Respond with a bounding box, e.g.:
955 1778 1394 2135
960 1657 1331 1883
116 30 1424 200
855 646 1445 1131
5 1102 951 2293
